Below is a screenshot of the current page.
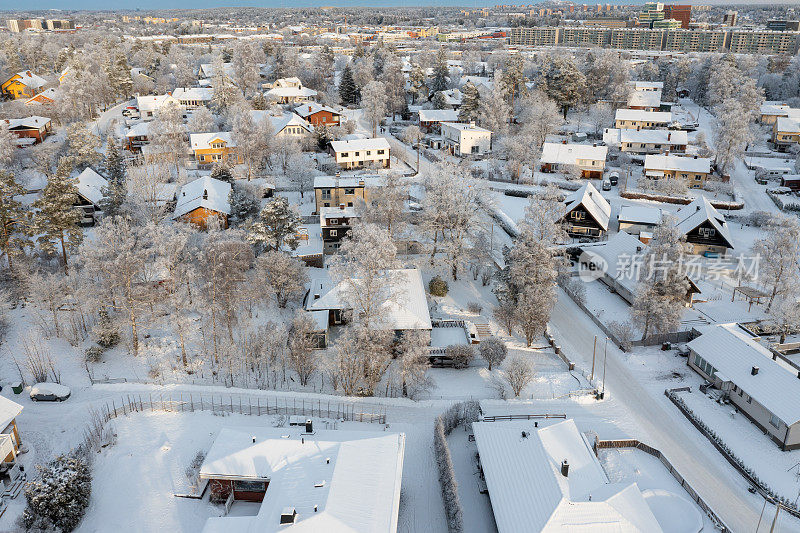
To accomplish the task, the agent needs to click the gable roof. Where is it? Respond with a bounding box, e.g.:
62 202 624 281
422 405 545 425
541 142 608 165
4 116 50 130
645 154 710 174
24 87 56 105
173 176 231 219
0 396 23 432
74 168 109 207
199 427 405 533
418 109 460 123
172 87 213 102
190 131 236 151
294 102 340 118
329 138 391 153
473 419 662 533
306 269 432 331
618 129 687 146
8 70 47 90
137 93 181 114
688 323 800 426
674 196 733 249
615 109 673 123
563 182 611 231
618 205 662 226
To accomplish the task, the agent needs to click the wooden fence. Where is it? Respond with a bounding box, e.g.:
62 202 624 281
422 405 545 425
100 393 387 424
480 413 567 422
594 436 731 533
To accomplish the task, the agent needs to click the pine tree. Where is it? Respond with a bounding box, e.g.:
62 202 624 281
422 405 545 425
0 170 28 271
339 64 357 106
31 158 83 274
106 50 132 99
458 81 480 123
432 91 448 110
430 48 449 97
246 196 300 254
210 164 235 184
409 64 427 104
100 141 127 218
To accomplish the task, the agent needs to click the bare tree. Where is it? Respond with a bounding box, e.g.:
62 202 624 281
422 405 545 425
256 251 308 308
503 355 534 397
754 215 800 311
479 337 507 370
288 313 317 387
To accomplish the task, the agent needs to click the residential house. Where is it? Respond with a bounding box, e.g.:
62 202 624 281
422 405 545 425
773 117 800 151
4 116 51 146
125 122 151 152
73 168 108 226
440 122 492 156
329 138 391 169
439 88 463 109
630 80 663 92
560 182 611 238
540 142 607 179
172 87 213 110
0 396 23 465
578 231 699 305
137 93 181 120
268 112 313 138
305 268 432 341
198 426 404 532
198 63 235 84
190 132 242 166
614 109 673 129
617 204 662 240
687 323 800 450
293 102 341 127
603 128 687 154
172 176 231 229
644 154 711 189
418 109 461 133
627 89 663 111
265 77 317 104
1 70 47 99
674 196 734 256
313 175 382 213
759 102 798 125
291 223 324 268
320 205 359 254
472 418 663 533
24 87 56 106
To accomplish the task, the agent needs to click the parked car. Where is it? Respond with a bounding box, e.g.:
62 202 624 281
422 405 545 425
602 179 612 191
30 383 71 402
608 171 619 186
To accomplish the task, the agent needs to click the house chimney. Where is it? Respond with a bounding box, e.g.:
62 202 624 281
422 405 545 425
752 366 759 375
667 132 671 141
534 421 538 428
301 437 305 444
562 139 567 144
339 203 345 210
308 105 312 112
305 419 313 433
521 431 528 438
252 435 256 443
203 189 208 200
561 460 569 477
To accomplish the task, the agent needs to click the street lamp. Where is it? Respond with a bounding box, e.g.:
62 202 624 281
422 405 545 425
600 336 609 400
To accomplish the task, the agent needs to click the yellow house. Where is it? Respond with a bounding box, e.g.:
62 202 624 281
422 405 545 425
0 396 23 464
773 117 800 150
189 132 242 166
1 70 47 100
644 154 712 189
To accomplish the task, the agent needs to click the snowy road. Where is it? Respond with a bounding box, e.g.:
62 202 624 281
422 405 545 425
549 288 798 532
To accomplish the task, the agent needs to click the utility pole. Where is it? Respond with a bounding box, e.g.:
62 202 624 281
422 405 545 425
600 336 609 400
769 502 781 533
590 336 597 381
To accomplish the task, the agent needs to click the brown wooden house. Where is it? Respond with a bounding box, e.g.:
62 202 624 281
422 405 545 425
172 176 231 229
560 182 611 238
4 116 51 146
294 102 341 127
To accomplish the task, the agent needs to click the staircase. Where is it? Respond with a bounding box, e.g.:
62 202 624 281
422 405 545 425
473 322 492 340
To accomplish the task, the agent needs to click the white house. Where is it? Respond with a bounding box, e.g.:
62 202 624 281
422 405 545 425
329 138 391 169
687 323 800 450
172 87 214 109
473 418 664 533
136 93 181 119
440 122 492 156
644 154 711 188
199 426 405 533
265 77 317 104
614 109 673 129
540 142 607 179
603 128 688 154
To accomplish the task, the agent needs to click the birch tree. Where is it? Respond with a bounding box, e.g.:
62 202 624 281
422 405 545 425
361 80 387 137
754 215 800 311
0 170 28 270
257 251 308 308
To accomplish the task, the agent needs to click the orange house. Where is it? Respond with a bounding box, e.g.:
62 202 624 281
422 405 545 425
294 102 341 127
172 176 231 229
189 132 242 166
1 70 47 100
0 396 23 464
4 116 52 146
25 87 56 106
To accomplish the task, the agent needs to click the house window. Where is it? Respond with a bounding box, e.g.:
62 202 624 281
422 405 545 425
570 211 586 220
698 227 716 238
321 189 332 200
366 151 371 156
769 414 781 429
233 480 266 493
212 154 222 161
354 152 360 157
377 149 385 155
329 219 338 225
344 188 355 195
330 230 338 237
340 152 348 158
347 202 353 207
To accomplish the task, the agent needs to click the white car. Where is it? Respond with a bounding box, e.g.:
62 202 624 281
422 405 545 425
30 383 71 402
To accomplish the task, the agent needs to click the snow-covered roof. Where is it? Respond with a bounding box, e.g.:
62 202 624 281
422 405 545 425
631 81 663 91
320 205 359 221
9 70 47 90
200 427 404 533
307 269 432 331
618 205 662 226
579 231 648 297
776 117 800 134
760 103 791 117
172 87 213 102
313 175 383 189
688 323 800 426
440 88 462 106
74 168 108 207
644 154 710 174
418 109 459 123
541 142 608 165
329 138 391 153
266 112 312 135
618 129 687 146
126 121 150 138
0 396 23 432
137 93 180 114
473 419 662 533
615 109 672 123
24 87 56 105
4 116 50 130
563 182 611 231
190 131 236 151
293 102 340 118
627 89 662 109
173 176 231 219
674 196 733 249
266 86 317 99
440 121 492 134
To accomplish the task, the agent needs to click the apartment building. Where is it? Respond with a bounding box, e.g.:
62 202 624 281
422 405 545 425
509 27 558 46
664 29 726 52
560 27 612 47
728 30 800 55
610 28 665 50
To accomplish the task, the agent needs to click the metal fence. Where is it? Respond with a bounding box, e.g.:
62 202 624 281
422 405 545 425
100 393 387 424
594 436 731 533
480 413 566 422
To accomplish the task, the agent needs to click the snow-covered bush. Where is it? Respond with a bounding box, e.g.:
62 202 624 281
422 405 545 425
467 301 483 314
433 417 463 533
22 454 92 532
94 309 120 349
84 346 103 363
638 177 688 197
608 321 634 352
429 276 448 297
479 337 507 370
446 344 474 369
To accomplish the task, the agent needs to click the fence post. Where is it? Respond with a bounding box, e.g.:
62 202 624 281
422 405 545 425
257 397 260 416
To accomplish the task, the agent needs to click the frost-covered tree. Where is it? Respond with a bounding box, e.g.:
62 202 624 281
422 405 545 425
362 80 387 137
247 197 300 253
503 354 534 397
31 159 83 274
149 103 186 175
753 215 800 311
288 313 317 386
231 40 266 98
393 330 432 398
478 78 510 135
584 49 631 105
479 337 507 370
458 81 480 123
632 219 690 340
429 48 449 97
100 139 126 218
362 172 407 242
0 170 28 270
500 55 527 107
22 454 91 533
65 122 102 169
229 185 260 224
187 106 216 134
232 107 270 180
408 64 427 104
540 55 587 119
380 54 407 119
286 153 313 199
0 122 16 168
402 125 424 173
257 250 308 308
